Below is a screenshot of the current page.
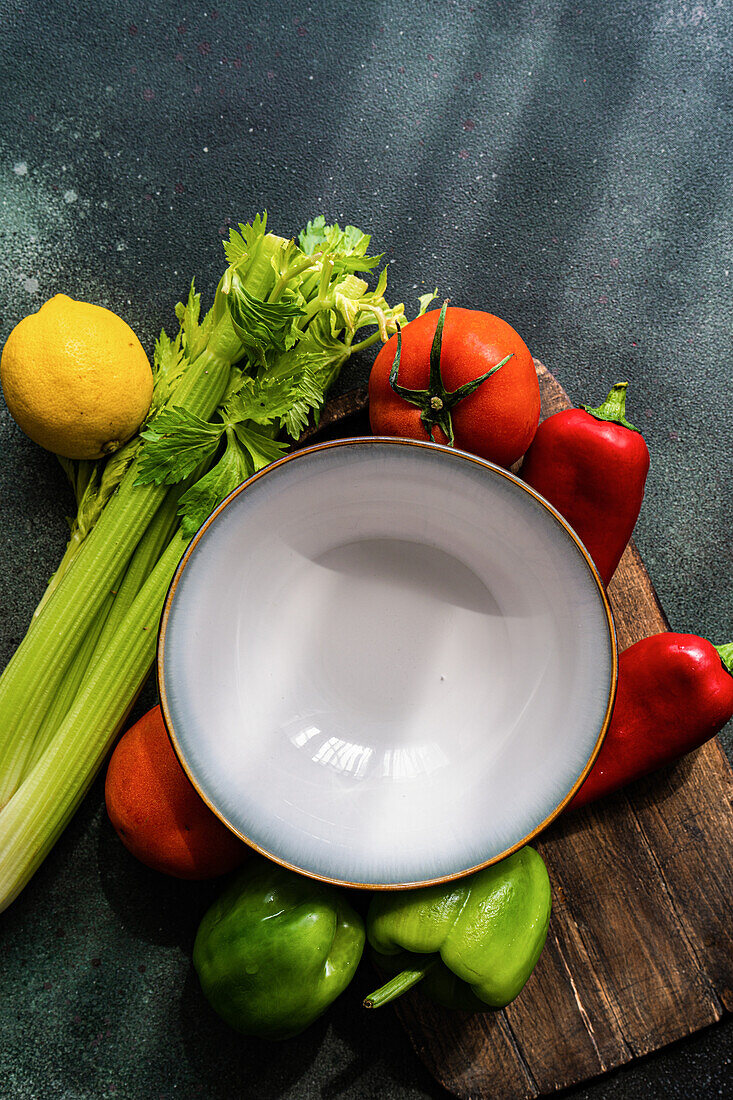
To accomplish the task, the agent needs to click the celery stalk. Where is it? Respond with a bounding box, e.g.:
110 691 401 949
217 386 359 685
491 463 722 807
34 439 141 621
0 532 188 912
0 216 405 906
88 486 183 670
31 527 85 623
0 231 289 805
0 348 230 804
24 590 116 775
24 486 182 776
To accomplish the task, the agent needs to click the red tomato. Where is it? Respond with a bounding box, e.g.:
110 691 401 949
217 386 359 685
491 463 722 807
369 306 540 468
105 706 248 880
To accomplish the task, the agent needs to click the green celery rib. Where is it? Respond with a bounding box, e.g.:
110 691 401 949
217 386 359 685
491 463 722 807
22 484 180 778
0 531 188 913
87 485 183 672
23 590 117 775
30 527 85 624
33 440 140 622
0 472 169 804
0 347 232 807
18 486 181 777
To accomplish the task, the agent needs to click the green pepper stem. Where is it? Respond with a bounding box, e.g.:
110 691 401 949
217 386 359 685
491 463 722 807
583 381 640 433
364 957 439 1009
714 643 733 676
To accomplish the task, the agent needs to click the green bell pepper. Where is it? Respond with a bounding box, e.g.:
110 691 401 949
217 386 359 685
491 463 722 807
364 847 551 1011
193 859 365 1039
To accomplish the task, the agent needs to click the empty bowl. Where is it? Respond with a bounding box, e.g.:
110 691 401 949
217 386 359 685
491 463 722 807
158 437 616 889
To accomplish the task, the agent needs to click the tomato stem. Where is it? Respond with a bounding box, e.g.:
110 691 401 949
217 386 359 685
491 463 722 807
388 300 512 446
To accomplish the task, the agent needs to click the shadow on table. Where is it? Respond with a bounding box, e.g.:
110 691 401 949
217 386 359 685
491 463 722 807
541 753 698 848
175 955 449 1100
97 818 443 1096
177 966 326 1098
96 806 224 949
320 960 451 1100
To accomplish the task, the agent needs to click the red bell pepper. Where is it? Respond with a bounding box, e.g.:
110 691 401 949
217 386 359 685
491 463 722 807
571 634 733 809
521 382 649 586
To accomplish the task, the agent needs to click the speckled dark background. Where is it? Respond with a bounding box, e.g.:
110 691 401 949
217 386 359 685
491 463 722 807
1 1 731 1097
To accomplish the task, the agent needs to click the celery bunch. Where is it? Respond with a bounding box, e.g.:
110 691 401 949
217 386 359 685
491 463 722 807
0 214 407 911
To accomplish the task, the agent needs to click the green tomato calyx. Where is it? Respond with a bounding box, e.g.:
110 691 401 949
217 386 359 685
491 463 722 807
388 299 512 447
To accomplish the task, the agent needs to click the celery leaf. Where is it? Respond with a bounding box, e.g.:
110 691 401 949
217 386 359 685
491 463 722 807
225 277 303 356
417 289 439 316
222 212 268 267
149 328 186 419
177 432 252 538
233 423 290 471
152 329 182 379
226 375 296 427
299 217 382 273
135 408 224 486
174 280 213 362
298 215 328 254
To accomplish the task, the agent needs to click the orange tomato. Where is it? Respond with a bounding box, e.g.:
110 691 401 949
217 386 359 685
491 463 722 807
105 706 248 880
369 305 540 468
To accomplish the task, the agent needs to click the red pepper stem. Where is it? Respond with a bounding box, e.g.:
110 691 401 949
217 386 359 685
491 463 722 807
583 382 641 434
714 643 733 676
363 957 439 1009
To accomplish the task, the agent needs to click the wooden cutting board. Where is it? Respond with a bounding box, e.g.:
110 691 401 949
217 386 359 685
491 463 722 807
303 362 733 1098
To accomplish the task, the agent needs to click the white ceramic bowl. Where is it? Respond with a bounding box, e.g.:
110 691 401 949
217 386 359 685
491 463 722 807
158 437 616 889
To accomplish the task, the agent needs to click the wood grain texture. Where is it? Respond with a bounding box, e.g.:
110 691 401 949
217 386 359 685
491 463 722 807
311 362 733 1098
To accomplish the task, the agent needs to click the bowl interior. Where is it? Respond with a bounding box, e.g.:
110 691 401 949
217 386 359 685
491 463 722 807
160 438 615 887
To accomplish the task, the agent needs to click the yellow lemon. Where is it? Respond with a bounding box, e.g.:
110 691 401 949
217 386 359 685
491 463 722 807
1 294 154 460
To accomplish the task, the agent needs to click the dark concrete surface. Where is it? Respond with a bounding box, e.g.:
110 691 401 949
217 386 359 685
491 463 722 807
0 1 731 1097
